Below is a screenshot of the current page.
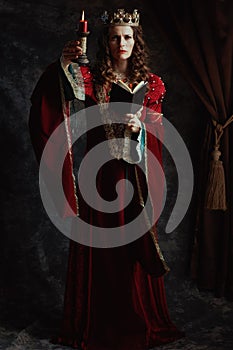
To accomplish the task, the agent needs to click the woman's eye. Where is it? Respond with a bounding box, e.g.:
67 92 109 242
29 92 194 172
110 34 133 41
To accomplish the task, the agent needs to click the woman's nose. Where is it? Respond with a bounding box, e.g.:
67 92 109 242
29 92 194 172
119 36 126 47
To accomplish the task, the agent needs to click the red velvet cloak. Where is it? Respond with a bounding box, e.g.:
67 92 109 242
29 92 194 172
29 60 184 350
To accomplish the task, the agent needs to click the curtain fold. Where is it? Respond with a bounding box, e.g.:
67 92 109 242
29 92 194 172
148 0 233 299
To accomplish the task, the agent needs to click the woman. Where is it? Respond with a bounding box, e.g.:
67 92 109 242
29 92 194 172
29 8 184 350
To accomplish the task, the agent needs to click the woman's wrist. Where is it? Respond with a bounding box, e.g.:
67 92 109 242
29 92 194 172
60 55 70 70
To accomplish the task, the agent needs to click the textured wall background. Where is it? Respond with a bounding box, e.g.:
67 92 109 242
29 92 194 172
0 0 207 331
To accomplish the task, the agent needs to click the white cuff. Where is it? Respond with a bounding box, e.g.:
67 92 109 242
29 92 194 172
123 124 144 164
135 127 143 163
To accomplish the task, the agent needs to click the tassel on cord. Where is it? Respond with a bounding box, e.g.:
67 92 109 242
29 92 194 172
205 144 226 210
205 115 233 210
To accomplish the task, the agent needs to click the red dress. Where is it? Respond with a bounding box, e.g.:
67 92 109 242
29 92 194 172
29 61 184 350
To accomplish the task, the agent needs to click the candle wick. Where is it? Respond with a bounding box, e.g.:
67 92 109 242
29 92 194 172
82 10 84 21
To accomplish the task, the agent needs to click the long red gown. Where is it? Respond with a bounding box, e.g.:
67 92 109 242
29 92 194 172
29 61 184 350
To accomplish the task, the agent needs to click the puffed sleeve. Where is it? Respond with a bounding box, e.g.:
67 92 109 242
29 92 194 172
141 73 166 163
143 74 165 127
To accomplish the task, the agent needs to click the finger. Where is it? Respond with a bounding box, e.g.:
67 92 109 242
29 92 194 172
130 118 141 125
63 41 82 56
63 47 82 54
124 113 133 120
63 52 82 59
128 120 139 127
66 40 80 47
128 123 141 133
62 48 83 60
72 40 80 45
128 125 140 133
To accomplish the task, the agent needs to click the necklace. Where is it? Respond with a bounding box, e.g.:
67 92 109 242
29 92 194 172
113 71 128 82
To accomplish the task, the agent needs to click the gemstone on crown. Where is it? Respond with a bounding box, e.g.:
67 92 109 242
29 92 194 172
101 9 140 27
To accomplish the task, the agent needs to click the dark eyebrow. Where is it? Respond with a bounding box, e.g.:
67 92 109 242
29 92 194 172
110 32 133 36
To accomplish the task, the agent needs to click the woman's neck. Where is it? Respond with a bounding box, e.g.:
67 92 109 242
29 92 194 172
113 61 128 74
112 61 129 82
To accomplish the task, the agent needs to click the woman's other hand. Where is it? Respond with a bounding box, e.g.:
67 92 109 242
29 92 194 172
124 114 141 133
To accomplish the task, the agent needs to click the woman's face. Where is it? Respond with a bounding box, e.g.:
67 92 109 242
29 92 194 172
108 25 135 62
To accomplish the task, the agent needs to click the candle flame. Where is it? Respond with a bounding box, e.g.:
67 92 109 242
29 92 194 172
81 10 84 21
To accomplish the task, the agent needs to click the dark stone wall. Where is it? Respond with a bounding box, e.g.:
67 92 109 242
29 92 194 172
0 0 207 329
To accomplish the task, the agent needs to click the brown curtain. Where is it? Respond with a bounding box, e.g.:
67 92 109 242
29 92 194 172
148 0 233 300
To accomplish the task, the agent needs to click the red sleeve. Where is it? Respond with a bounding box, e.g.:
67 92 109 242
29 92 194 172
80 66 97 104
140 74 167 224
141 73 166 163
28 61 78 217
28 62 65 162
144 73 166 114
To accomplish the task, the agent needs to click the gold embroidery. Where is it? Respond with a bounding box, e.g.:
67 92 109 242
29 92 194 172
60 58 85 101
96 85 142 162
134 136 170 273
59 73 79 216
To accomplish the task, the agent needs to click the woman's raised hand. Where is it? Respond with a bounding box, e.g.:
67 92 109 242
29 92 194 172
61 40 83 67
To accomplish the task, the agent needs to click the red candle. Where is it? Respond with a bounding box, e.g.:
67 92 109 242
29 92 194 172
79 10 88 32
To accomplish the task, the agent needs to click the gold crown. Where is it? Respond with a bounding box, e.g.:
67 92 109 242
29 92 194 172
101 9 140 26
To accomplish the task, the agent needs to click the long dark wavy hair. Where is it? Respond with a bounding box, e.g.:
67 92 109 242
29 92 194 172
92 25 151 90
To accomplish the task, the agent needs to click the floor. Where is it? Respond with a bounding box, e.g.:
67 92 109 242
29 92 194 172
0 279 233 350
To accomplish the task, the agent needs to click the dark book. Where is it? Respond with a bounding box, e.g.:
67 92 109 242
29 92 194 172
109 80 148 114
